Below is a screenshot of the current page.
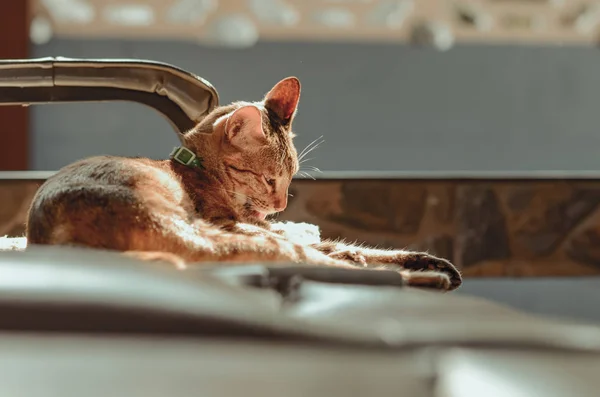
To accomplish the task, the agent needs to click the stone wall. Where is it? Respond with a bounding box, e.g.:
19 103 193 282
280 179 600 278
3 178 600 278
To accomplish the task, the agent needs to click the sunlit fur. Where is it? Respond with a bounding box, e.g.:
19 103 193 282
25 77 462 291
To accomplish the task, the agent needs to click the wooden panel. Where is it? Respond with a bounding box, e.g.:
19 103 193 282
0 2 29 171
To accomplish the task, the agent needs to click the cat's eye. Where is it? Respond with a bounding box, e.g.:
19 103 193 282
265 177 276 186
229 165 247 173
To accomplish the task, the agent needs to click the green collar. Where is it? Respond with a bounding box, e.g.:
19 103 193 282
169 146 204 169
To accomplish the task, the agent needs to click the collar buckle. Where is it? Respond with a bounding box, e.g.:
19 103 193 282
170 146 204 169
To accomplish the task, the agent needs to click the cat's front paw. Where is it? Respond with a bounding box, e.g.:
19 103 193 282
400 269 452 291
399 253 461 291
326 248 461 291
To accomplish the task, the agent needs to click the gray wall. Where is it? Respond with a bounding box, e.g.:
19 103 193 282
31 39 600 171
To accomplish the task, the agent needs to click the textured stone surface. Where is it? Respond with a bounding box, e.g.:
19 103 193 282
567 229 600 268
566 220 600 269
337 181 427 234
5 178 600 278
409 234 454 262
455 185 510 268
502 184 600 257
429 185 455 225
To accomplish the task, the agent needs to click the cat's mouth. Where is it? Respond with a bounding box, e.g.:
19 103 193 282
251 210 268 220
243 202 271 220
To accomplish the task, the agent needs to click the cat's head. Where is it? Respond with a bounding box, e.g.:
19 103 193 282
185 77 301 220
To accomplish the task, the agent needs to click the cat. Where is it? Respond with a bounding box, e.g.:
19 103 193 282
26 76 462 291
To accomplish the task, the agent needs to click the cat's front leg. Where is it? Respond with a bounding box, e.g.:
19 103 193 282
312 241 462 291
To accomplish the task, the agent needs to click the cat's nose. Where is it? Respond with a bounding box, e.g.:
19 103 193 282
273 195 288 212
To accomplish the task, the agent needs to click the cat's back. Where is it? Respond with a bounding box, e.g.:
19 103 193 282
36 155 180 195
41 155 157 187
27 155 185 244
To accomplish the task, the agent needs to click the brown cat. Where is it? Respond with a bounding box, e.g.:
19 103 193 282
26 77 461 291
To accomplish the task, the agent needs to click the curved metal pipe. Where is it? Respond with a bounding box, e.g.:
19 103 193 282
0 57 220 137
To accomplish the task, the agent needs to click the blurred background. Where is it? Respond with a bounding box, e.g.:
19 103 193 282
2 0 600 323
9 0 600 171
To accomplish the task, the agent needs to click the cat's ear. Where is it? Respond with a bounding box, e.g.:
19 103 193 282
264 76 301 125
225 105 266 148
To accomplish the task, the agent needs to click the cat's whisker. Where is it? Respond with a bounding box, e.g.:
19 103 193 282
301 165 322 174
298 138 324 161
298 171 316 180
298 136 324 162
298 143 323 163
298 136 321 159
299 157 314 165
